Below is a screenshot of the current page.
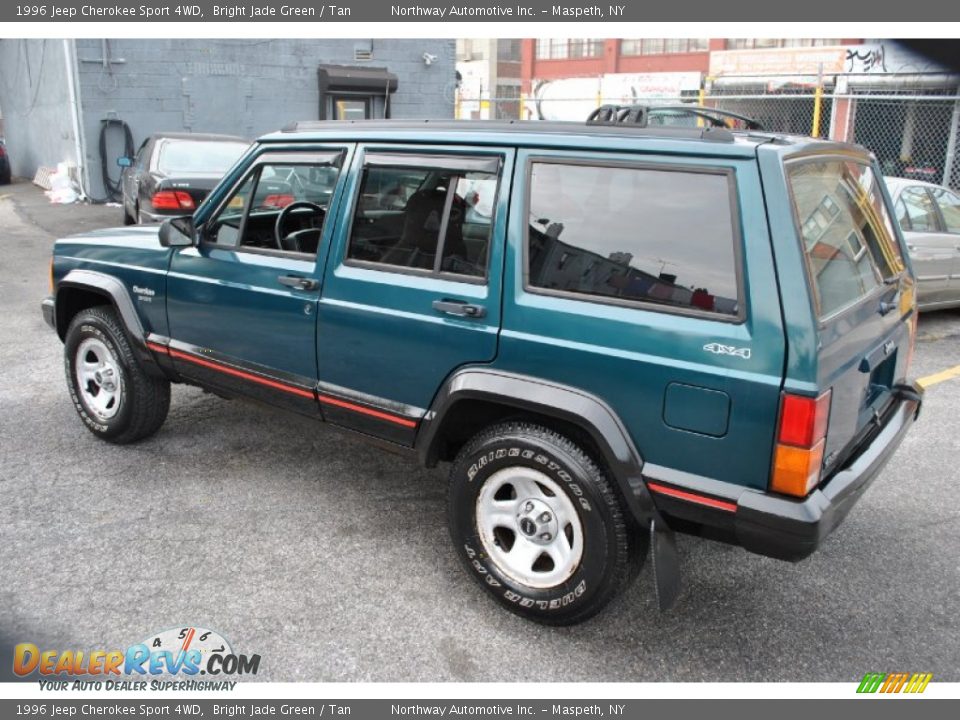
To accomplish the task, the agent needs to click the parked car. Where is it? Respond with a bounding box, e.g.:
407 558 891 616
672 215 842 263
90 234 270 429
0 139 11 185
119 132 249 225
885 176 960 312
42 118 923 625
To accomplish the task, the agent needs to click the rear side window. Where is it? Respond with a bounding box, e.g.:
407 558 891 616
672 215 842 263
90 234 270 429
526 162 741 318
899 186 940 232
346 156 500 279
931 187 960 233
788 160 904 319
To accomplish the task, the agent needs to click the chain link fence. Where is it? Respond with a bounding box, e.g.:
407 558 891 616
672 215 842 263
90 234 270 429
464 80 960 190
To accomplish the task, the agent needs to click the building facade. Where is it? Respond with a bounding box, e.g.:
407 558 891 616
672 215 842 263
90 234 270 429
513 38 959 190
0 38 456 198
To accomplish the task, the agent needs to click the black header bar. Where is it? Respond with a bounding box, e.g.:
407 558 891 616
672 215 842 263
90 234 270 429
3 0 959 23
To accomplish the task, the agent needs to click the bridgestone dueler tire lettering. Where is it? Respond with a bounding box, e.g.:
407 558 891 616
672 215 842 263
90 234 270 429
64 306 170 444
448 422 644 625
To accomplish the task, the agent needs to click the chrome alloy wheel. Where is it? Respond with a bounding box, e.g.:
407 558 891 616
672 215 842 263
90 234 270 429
75 337 123 420
476 466 584 589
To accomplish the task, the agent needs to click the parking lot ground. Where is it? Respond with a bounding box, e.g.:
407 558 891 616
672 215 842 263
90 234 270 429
1 179 959 682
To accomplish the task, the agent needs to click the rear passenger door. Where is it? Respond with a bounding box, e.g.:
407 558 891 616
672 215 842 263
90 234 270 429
928 186 960 302
895 185 953 305
316 145 514 444
499 150 786 492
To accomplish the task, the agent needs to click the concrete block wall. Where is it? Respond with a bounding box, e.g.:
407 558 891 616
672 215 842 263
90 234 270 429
0 39 78 180
75 39 457 199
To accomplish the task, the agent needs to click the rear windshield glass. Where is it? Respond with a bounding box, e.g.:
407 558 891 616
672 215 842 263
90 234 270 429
788 159 904 319
157 140 248 174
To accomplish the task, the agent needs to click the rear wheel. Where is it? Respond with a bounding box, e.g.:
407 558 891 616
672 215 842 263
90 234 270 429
448 422 643 625
122 203 135 225
64 306 170 443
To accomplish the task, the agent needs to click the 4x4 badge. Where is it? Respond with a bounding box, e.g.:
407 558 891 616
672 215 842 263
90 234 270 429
703 342 751 360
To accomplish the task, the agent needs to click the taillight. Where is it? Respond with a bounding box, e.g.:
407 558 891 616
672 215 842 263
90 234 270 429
262 193 295 208
49 257 55 293
771 390 831 497
0 145 6 158
151 190 195 211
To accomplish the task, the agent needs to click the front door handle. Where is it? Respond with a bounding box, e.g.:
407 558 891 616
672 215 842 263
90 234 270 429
432 299 486 318
278 274 319 291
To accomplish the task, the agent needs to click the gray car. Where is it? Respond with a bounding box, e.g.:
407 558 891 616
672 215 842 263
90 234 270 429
885 176 960 311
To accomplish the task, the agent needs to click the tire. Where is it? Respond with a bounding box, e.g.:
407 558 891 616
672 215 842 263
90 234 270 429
64 306 170 444
122 202 135 225
0 169 10 186
448 422 644 625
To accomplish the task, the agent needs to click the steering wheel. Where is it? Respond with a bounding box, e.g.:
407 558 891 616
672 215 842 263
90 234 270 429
274 201 325 250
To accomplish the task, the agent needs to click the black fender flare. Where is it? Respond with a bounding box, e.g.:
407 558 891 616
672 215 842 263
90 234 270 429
55 269 167 377
416 367 657 526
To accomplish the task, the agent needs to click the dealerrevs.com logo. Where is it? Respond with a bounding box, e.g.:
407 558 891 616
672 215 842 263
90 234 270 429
14 626 260 691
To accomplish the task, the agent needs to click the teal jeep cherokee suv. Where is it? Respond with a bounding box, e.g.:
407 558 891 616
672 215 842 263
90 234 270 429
42 118 923 624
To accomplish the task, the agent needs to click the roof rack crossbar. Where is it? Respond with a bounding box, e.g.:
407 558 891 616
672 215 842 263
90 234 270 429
587 104 764 131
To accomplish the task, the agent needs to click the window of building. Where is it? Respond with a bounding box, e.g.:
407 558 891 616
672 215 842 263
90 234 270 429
526 161 741 318
346 155 501 279
620 38 708 55
724 39 836 50
332 97 370 120
535 38 604 60
497 39 521 61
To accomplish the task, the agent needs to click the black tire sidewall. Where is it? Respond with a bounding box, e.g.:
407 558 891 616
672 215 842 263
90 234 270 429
64 314 135 439
450 429 624 622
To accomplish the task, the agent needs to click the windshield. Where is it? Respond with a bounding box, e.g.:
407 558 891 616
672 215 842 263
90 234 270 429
156 140 248 174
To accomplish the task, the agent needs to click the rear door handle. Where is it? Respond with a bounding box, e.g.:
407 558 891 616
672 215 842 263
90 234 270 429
278 274 319 291
432 299 486 318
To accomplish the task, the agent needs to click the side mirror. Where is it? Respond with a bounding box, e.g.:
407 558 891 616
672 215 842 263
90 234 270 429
158 216 196 247
117 156 133 168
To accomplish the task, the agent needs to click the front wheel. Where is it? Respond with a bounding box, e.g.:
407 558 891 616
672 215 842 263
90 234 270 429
64 306 170 443
448 422 644 625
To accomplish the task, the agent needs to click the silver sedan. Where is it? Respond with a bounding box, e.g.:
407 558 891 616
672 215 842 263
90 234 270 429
886 176 960 312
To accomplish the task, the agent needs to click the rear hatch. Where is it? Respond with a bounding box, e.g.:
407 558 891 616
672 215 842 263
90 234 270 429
785 155 916 478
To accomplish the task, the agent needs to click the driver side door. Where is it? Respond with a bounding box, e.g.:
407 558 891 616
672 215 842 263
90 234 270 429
164 146 353 416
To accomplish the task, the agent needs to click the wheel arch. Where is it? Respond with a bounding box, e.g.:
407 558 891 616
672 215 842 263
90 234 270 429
417 368 656 526
55 269 167 378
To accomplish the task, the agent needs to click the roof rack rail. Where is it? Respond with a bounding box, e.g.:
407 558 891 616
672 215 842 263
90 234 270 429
587 104 763 131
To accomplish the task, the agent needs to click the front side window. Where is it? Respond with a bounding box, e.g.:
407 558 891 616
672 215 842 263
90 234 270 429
346 156 500 279
203 153 343 255
526 162 741 318
788 160 904 318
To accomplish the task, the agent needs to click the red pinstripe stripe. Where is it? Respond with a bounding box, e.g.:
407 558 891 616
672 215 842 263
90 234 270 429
317 393 418 428
156 342 418 428
167 348 316 400
647 481 738 513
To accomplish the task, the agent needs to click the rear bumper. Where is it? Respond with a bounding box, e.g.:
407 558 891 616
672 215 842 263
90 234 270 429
41 296 56 331
735 382 923 561
646 382 923 561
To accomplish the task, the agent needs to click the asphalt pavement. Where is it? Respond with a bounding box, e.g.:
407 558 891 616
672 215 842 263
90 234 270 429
1 179 958 682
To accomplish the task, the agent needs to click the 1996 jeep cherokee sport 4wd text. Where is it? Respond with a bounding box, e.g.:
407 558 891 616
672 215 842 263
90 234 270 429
41 119 923 625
